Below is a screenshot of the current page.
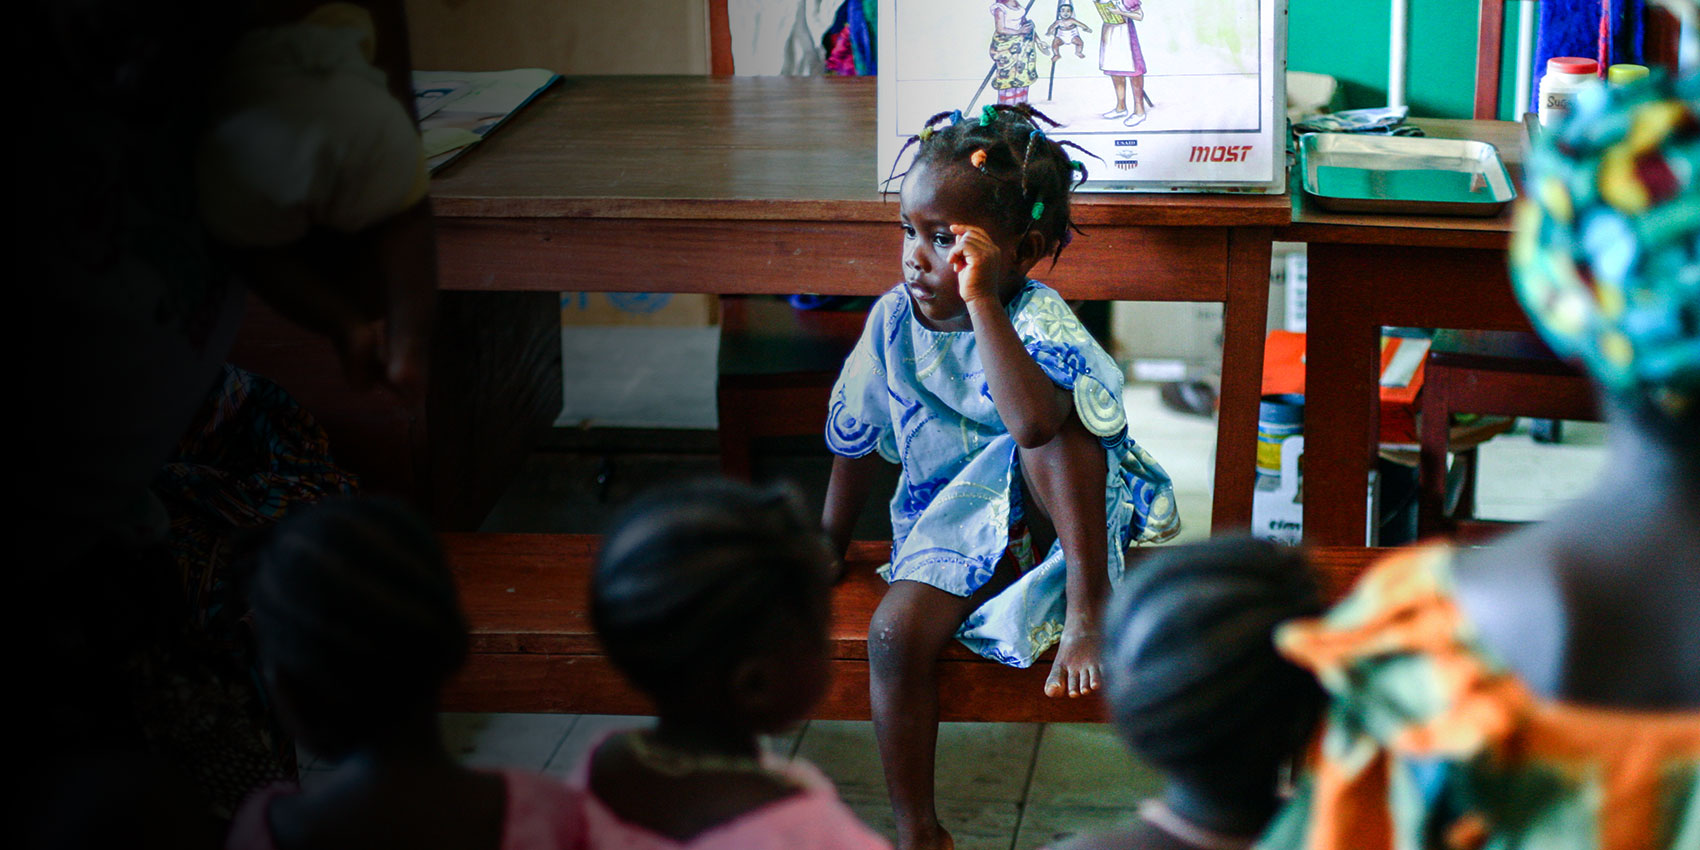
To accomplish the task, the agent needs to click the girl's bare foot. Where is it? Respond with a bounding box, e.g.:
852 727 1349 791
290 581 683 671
1044 628 1102 698
897 821 955 850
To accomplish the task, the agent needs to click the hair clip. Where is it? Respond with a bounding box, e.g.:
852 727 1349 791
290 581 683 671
919 126 934 141
948 109 964 124
1069 160 1084 171
970 149 988 168
980 104 998 126
1031 200 1045 220
1029 126 1046 140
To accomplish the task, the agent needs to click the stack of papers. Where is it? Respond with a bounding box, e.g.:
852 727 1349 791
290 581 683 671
413 68 559 173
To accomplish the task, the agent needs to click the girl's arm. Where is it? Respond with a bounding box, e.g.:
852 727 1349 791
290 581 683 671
951 226 1073 448
823 452 884 567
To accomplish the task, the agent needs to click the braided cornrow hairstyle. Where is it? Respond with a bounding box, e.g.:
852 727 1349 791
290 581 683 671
591 479 836 713
248 497 468 754
887 103 1097 265
1103 535 1326 797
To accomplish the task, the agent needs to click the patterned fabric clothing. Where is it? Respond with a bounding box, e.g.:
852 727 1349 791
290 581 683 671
989 13 1039 93
136 364 360 817
827 281 1180 666
1258 546 1700 850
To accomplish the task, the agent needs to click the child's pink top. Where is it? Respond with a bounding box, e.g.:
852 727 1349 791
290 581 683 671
225 769 584 850
564 740 891 850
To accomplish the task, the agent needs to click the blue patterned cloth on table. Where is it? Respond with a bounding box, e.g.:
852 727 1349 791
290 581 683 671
826 280 1181 667
1291 106 1423 137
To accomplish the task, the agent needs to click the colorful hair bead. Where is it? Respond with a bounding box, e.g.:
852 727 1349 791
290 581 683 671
970 149 988 169
1031 200 1045 220
949 109 964 124
980 104 998 126
919 126 934 141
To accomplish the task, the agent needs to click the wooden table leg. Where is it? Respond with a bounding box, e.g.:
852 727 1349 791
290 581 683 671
1302 243 1532 546
1210 227 1274 533
1303 243 1383 546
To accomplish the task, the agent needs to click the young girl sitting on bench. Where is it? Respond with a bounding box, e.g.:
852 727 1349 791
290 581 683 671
821 103 1180 850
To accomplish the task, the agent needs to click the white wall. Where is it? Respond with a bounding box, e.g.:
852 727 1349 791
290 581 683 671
405 0 710 75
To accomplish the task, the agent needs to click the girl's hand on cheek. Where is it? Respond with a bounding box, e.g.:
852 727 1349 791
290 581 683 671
948 224 1007 305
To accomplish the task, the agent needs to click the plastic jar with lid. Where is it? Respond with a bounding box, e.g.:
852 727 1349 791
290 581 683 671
1608 63 1650 85
1538 57 1601 126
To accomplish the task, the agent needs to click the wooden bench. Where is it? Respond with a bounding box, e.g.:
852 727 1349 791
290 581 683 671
441 533 1387 722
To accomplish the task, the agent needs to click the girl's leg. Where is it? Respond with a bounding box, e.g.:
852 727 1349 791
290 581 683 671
868 562 1019 850
1016 414 1110 698
1130 74 1149 112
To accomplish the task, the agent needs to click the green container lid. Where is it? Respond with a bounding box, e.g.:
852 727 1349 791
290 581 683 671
1608 64 1650 85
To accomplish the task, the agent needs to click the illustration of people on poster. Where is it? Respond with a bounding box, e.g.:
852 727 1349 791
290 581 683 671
878 0 1283 191
988 0 1039 104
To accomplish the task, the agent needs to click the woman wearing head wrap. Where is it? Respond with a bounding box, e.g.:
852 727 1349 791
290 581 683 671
1259 73 1700 850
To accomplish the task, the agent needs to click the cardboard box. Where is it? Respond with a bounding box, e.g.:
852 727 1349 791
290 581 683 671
1251 436 1382 545
560 292 718 327
1252 436 1305 544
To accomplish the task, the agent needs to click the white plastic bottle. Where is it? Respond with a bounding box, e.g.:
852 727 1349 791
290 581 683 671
1538 57 1601 126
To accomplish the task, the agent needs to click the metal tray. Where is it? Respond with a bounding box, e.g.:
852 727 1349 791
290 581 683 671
1298 133 1516 216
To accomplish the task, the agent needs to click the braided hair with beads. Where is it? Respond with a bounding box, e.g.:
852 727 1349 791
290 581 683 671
888 103 1096 265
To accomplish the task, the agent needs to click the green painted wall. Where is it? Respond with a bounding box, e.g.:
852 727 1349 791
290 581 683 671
1290 0 1531 120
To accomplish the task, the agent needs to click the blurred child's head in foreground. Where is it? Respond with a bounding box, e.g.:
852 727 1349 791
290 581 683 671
593 479 838 734
248 496 467 760
1103 535 1326 811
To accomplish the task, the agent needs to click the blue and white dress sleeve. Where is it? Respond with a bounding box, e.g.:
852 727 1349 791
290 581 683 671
825 294 901 463
1011 286 1129 447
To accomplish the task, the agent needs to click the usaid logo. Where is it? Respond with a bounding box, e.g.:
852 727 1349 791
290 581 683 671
1189 145 1255 163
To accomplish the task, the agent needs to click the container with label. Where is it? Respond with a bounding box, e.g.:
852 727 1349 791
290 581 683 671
1256 394 1305 478
1538 57 1601 126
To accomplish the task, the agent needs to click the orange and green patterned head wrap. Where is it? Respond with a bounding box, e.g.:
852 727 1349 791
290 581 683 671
1511 71 1700 418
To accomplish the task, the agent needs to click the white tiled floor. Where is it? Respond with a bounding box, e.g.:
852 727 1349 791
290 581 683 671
1472 420 1609 521
419 712 1150 850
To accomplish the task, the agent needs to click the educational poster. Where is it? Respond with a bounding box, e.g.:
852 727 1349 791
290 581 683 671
876 0 1285 192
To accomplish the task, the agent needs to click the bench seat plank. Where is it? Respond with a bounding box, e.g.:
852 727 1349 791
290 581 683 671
442 533 1387 721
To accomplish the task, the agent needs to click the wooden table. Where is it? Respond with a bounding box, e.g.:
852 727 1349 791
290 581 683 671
430 76 1290 532
1279 119 1533 546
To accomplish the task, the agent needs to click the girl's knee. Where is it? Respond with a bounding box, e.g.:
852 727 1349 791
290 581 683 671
867 603 921 671
866 588 961 675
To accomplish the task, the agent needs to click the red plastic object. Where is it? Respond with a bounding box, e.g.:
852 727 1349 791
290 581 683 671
1549 56 1600 75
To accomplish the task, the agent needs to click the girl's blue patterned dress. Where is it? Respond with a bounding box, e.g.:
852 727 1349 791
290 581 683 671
826 280 1180 666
